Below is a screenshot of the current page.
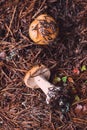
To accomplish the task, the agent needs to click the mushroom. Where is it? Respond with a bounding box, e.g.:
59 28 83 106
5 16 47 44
24 64 61 104
29 14 59 45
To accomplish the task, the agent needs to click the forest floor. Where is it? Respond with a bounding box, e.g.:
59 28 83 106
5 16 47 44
0 0 87 130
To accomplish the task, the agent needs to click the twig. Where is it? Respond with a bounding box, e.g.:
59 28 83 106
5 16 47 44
1 69 12 82
20 0 36 18
5 23 13 36
5 5 17 37
32 0 47 19
72 98 87 106
72 118 87 125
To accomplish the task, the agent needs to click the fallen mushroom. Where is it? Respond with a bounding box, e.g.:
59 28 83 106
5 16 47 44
24 64 61 104
29 14 59 45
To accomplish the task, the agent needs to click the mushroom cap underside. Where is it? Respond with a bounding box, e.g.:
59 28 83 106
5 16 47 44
24 64 51 89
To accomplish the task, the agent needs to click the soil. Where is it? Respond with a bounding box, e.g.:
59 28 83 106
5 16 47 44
0 0 87 130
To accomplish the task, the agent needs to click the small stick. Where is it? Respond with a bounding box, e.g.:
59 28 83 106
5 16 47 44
72 118 87 125
72 98 87 106
5 5 17 37
32 0 47 19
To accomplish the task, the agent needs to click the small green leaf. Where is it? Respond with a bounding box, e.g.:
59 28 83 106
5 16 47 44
81 65 86 71
75 95 80 102
85 80 87 83
62 76 67 83
53 76 61 84
72 87 76 90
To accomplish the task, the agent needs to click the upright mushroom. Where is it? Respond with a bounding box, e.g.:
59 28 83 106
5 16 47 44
24 64 61 104
29 14 59 45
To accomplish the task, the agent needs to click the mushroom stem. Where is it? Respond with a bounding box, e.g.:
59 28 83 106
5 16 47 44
34 75 55 104
24 64 61 104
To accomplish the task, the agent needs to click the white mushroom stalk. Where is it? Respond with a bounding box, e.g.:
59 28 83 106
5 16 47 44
34 75 56 104
24 64 61 104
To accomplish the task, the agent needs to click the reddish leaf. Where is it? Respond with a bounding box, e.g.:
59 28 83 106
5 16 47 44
82 104 87 113
68 77 74 83
73 68 80 75
0 51 6 59
75 104 82 114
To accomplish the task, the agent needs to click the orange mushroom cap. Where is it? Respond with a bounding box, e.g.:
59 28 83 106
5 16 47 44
29 14 59 45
